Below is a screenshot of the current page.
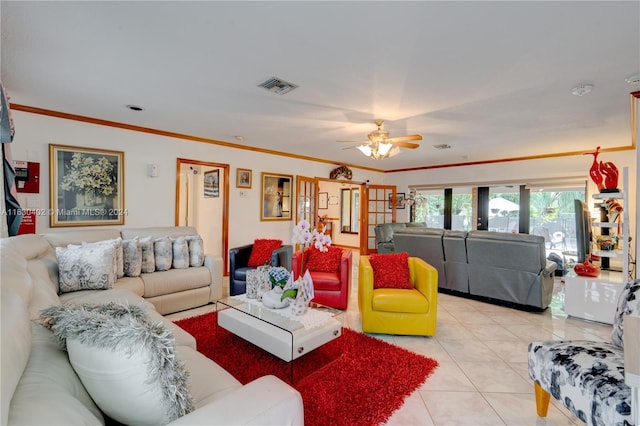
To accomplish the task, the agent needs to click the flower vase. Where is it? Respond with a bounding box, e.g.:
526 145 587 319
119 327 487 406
256 265 271 302
262 286 289 309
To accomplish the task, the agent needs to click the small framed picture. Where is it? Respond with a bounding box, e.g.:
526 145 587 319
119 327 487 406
204 169 219 198
318 192 329 209
389 192 406 209
236 168 252 188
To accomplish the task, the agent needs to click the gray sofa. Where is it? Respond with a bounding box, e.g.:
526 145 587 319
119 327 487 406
1 231 304 425
374 222 426 253
394 228 557 310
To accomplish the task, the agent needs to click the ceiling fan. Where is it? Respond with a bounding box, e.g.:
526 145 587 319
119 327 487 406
338 119 422 160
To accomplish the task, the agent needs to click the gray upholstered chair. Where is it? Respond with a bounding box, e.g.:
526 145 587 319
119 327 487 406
393 227 446 289
229 243 292 296
442 230 469 293
528 279 640 425
374 222 425 254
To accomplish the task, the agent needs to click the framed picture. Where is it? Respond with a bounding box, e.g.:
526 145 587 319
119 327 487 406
49 144 125 227
260 172 293 221
204 169 219 198
389 192 406 209
318 192 329 209
236 168 252 189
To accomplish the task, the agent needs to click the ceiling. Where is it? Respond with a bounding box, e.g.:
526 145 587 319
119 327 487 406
2 1 639 172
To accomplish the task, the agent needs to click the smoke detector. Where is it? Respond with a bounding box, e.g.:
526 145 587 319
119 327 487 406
571 83 594 96
258 77 299 95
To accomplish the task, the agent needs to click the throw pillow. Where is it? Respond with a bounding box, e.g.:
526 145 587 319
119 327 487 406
154 237 173 272
39 303 194 425
247 239 282 267
172 236 189 269
611 279 640 348
369 252 413 290
306 246 342 273
139 236 155 273
56 244 117 293
186 235 205 267
122 238 142 277
84 238 124 279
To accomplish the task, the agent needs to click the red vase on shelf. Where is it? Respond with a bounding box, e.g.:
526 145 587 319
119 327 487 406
573 255 601 278
585 146 620 193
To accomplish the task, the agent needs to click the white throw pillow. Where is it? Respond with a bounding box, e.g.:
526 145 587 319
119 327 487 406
86 238 124 278
139 236 155 273
122 238 142 277
39 303 194 425
56 244 117 293
153 237 173 272
186 235 205 267
172 236 189 269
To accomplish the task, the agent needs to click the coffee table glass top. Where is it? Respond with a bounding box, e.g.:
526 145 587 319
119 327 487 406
216 296 342 333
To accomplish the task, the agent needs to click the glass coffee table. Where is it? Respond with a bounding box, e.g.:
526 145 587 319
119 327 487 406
216 296 343 363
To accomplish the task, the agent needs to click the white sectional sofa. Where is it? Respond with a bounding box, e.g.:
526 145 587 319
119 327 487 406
1 231 304 425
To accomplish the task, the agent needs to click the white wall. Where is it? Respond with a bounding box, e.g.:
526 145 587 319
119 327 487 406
10 111 382 251
10 110 638 273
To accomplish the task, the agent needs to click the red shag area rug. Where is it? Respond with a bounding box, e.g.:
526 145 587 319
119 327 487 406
175 311 438 426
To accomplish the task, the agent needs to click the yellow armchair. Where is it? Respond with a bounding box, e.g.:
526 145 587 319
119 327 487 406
358 255 438 336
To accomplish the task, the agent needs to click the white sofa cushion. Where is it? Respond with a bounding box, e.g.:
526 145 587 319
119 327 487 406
40 302 194 425
154 237 173 272
172 236 190 269
123 237 143 277
56 244 116 293
140 236 156 273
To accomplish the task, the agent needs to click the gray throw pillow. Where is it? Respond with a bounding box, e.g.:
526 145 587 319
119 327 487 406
122 238 142 277
139 236 155 273
153 237 173 272
172 236 189 269
39 302 194 425
56 244 117 293
186 235 205 267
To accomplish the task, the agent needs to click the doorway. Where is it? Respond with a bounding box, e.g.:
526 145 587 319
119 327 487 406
175 158 230 275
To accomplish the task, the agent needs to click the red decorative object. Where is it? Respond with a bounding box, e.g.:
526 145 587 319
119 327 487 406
175 311 439 426
369 252 413 289
247 239 282 267
574 256 601 277
585 146 619 192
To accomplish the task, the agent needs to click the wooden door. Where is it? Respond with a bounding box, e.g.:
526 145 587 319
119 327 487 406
296 175 317 225
361 184 396 254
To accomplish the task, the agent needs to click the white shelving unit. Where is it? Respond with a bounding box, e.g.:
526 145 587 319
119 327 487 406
564 167 629 324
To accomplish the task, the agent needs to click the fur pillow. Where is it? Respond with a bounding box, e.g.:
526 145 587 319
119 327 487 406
247 239 282 267
186 235 205 267
139 236 155 273
153 237 173 272
306 246 342 273
56 244 117 293
172 236 190 269
369 252 413 290
122 238 142 277
39 303 194 425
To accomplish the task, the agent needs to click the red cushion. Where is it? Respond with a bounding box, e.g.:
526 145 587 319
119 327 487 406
306 246 342 273
369 252 413 289
247 239 282 267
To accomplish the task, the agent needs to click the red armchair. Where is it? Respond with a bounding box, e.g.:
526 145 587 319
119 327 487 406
291 247 352 309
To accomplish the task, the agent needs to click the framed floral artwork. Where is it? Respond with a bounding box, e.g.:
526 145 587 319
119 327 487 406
236 168 252 188
260 172 293 221
49 144 125 227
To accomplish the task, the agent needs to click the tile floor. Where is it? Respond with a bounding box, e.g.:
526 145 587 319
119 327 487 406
168 252 613 425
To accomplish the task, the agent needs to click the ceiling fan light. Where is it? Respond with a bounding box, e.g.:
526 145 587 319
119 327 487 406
357 144 372 157
378 142 393 156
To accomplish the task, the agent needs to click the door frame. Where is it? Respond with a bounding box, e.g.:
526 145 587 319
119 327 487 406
175 158 230 276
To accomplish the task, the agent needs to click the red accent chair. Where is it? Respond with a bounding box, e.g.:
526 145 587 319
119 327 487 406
291 248 352 309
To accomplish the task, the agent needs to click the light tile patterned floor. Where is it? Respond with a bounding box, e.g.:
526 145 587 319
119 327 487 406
168 251 613 425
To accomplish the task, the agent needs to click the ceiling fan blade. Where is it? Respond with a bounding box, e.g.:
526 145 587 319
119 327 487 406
388 147 402 157
390 141 420 149
387 134 423 143
336 140 368 143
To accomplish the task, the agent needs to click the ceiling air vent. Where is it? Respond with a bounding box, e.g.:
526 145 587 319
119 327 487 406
258 77 298 95
433 144 452 150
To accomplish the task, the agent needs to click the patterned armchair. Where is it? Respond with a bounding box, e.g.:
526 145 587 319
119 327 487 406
528 279 640 426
